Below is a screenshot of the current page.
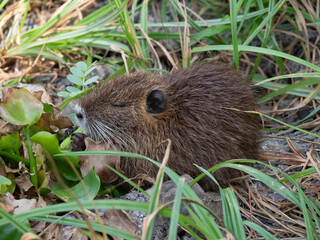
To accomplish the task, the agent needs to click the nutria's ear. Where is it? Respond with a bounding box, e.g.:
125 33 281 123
146 90 166 114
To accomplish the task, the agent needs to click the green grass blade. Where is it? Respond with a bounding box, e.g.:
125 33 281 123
21 0 82 45
140 0 149 59
243 221 278 240
251 111 320 138
242 0 286 46
56 150 224 238
192 45 320 72
30 215 137 239
0 207 33 235
255 73 320 85
230 0 239 70
256 78 320 103
167 177 185 239
248 0 274 81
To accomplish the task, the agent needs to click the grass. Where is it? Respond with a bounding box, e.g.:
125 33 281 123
1 0 320 239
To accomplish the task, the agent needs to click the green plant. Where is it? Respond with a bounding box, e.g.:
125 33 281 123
57 61 98 99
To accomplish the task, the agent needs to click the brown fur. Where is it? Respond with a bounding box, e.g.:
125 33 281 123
79 61 260 191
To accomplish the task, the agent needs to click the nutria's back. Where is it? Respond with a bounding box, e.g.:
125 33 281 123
76 61 260 191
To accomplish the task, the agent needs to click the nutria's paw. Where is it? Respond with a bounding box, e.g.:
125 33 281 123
71 132 87 151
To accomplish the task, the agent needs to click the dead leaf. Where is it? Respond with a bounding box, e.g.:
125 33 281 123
0 202 15 213
21 232 41 240
79 138 121 184
15 174 34 192
32 89 52 104
0 118 22 136
104 209 138 239
31 221 46 235
2 193 37 214
60 227 88 240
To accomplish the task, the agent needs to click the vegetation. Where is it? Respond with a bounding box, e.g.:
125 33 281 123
0 0 320 239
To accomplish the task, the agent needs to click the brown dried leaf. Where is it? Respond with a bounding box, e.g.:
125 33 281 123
0 118 22 136
15 174 34 192
32 89 52 104
104 209 138 239
79 138 121 184
0 202 15 213
60 228 88 240
2 193 37 214
36 104 73 132
21 232 41 240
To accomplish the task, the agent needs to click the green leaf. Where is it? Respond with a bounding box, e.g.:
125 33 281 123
31 131 79 181
0 133 21 151
0 207 33 238
66 86 82 93
84 76 98 85
0 88 43 126
70 67 84 78
30 131 60 155
52 169 100 202
243 221 278 240
57 91 71 98
0 175 12 186
84 66 96 76
168 177 185 239
76 61 87 71
67 74 83 85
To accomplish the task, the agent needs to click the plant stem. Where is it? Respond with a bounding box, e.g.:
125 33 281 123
0 151 29 167
25 126 38 188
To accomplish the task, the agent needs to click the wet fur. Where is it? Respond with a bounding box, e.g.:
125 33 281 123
79 61 260 191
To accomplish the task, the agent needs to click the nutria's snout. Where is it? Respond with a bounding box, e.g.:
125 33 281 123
78 61 260 191
74 104 86 129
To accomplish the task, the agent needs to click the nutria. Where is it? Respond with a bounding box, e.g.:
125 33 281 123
75 61 260 191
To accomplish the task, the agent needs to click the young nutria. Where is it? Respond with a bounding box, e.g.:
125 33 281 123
75 61 260 191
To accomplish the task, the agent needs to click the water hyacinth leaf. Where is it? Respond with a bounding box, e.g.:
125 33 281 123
76 61 87 71
67 74 83 85
70 66 84 78
84 76 99 85
0 88 43 126
52 169 100 202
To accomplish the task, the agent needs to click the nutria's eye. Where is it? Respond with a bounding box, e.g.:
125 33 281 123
113 104 126 108
146 89 166 114
76 113 84 121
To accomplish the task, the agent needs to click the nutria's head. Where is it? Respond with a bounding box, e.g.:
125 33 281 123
76 72 172 152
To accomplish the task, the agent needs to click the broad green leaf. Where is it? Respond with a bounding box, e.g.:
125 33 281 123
30 131 60 155
31 131 79 181
0 132 21 151
51 169 100 202
0 88 43 126
67 74 83 85
70 67 84 78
